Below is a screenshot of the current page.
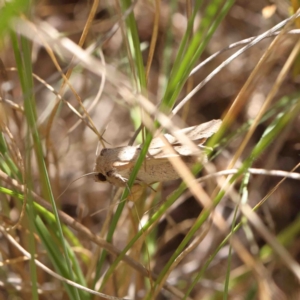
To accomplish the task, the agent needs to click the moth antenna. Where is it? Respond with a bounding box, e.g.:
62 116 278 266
90 197 128 217
56 172 98 201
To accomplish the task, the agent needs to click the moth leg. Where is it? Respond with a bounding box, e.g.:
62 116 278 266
127 183 146 202
124 177 157 201
199 145 213 151
146 184 157 192
134 177 158 192
108 171 129 186
115 173 128 183
133 177 143 184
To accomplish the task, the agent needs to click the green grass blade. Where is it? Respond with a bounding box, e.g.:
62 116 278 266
0 0 29 36
121 0 146 90
184 100 300 298
161 0 235 111
95 131 154 288
10 29 82 299
35 216 90 299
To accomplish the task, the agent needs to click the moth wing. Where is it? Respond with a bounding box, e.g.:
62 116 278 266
146 145 207 160
137 157 180 184
139 152 204 184
112 146 140 171
113 160 135 168
138 119 222 158
148 133 177 149
147 119 222 150
180 119 222 142
144 155 172 164
115 146 140 162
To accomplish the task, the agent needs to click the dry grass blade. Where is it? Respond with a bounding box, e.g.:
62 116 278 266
2 2 300 299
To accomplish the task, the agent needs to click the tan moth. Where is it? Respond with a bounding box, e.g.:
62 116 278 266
93 119 222 187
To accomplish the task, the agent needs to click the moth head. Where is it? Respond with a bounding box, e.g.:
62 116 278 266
93 149 107 182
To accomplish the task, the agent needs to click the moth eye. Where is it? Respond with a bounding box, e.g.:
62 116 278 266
96 173 107 181
100 149 107 156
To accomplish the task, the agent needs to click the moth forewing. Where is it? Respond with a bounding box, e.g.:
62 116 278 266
137 157 190 184
93 119 222 186
146 119 222 158
174 119 222 142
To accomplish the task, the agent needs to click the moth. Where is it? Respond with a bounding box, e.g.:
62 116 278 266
93 119 222 187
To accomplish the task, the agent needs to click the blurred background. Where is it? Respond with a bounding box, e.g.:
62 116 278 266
1 0 300 299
